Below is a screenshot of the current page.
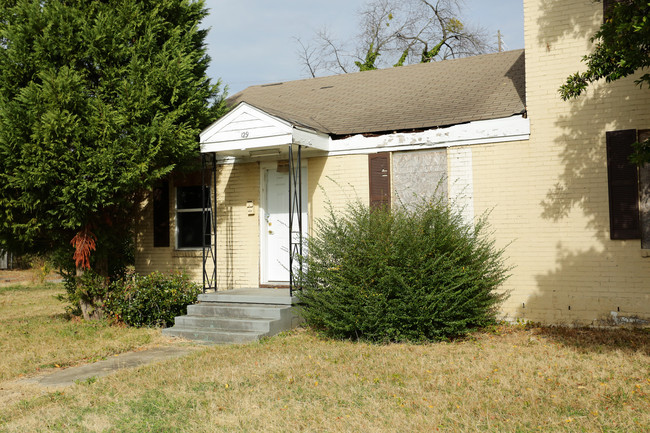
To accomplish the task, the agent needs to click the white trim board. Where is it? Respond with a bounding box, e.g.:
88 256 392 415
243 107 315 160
207 115 529 164
327 115 530 155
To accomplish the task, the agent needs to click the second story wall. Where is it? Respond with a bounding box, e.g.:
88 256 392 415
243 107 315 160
469 0 650 324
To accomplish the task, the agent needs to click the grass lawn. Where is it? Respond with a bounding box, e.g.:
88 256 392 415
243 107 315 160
0 283 169 382
1 283 649 432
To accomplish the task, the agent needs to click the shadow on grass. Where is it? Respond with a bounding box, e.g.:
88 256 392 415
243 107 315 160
531 326 650 356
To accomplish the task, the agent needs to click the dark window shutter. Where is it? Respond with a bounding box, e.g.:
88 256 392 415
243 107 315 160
639 130 650 249
603 0 619 20
369 152 391 209
606 129 640 240
603 0 611 15
153 181 170 247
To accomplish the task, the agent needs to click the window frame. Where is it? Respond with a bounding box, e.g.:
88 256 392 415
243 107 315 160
175 185 211 250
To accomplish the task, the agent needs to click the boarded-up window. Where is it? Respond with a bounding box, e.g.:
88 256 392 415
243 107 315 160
153 181 170 247
606 129 640 240
392 149 447 209
369 153 391 209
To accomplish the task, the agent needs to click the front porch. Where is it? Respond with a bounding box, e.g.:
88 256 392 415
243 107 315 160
199 102 330 296
163 103 329 343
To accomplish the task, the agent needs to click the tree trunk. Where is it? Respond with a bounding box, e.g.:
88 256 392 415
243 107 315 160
76 263 107 321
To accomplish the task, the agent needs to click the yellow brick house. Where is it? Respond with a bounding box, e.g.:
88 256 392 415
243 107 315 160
136 0 650 327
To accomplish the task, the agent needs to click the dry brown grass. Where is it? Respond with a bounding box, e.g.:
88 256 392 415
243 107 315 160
1 282 649 432
0 283 169 382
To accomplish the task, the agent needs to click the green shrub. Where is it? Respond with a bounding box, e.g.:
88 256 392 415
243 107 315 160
57 270 109 319
296 198 510 342
104 271 201 327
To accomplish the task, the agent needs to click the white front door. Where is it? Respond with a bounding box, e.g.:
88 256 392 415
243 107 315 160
262 165 308 284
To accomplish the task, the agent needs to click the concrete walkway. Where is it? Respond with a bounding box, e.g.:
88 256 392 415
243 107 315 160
21 346 196 388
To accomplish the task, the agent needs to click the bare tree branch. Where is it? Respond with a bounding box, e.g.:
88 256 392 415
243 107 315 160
294 37 320 78
294 0 494 76
316 29 351 74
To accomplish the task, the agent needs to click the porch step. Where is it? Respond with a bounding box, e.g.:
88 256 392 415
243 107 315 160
174 315 283 333
162 289 302 344
186 303 289 320
162 328 262 344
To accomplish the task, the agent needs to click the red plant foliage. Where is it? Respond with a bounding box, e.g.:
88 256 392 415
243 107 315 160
70 228 97 270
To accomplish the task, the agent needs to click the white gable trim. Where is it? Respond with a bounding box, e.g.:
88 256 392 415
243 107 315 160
200 102 329 155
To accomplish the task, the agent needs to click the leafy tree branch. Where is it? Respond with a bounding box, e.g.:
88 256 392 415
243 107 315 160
559 0 650 163
560 0 650 100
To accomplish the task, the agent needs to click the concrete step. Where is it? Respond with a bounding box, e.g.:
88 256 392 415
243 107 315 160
174 315 275 333
163 293 303 344
162 327 262 344
186 302 290 320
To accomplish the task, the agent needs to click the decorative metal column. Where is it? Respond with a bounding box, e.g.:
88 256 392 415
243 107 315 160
202 153 218 292
288 143 303 296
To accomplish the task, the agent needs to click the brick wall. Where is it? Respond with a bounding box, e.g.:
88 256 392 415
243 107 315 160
135 162 260 289
308 154 370 230
214 162 260 289
470 0 650 324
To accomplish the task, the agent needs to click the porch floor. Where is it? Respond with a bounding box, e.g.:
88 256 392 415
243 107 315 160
198 288 299 306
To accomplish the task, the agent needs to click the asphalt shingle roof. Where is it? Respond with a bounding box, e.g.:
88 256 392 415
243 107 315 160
228 49 526 137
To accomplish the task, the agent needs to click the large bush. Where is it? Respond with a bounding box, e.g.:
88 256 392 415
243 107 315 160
58 270 200 326
54 270 197 327
104 271 201 328
297 198 510 342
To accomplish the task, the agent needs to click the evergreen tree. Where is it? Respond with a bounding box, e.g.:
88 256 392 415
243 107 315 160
0 0 225 278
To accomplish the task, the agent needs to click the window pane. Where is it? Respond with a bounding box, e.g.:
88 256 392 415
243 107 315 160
177 211 211 248
177 186 210 209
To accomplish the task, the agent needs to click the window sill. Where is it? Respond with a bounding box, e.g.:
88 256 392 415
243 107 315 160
173 249 203 258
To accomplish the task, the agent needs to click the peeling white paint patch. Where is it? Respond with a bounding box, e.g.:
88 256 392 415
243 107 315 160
327 115 529 156
610 311 650 325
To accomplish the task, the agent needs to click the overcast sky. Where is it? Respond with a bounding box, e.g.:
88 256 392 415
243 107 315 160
203 0 525 95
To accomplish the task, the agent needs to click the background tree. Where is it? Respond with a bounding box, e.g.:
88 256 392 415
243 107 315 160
559 0 650 161
296 0 492 76
0 0 225 282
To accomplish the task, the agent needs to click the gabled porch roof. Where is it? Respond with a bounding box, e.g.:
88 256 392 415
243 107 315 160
199 102 330 158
